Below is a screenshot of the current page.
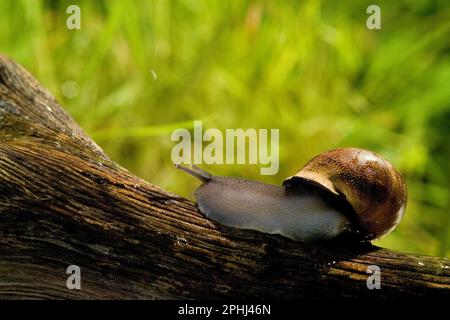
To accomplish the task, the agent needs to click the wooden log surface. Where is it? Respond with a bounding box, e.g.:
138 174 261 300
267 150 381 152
0 54 448 299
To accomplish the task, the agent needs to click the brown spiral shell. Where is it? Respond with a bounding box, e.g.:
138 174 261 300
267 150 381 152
283 148 407 240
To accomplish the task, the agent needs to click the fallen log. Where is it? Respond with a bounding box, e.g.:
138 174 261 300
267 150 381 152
0 54 448 299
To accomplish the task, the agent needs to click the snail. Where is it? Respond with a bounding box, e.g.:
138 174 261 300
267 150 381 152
176 148 407 242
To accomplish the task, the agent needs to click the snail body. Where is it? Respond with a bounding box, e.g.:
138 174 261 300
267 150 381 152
177 148 407 242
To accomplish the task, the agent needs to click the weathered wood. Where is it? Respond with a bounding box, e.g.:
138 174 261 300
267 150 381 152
0 54 448 300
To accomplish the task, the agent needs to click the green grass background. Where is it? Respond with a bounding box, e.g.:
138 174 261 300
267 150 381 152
1 0 448 257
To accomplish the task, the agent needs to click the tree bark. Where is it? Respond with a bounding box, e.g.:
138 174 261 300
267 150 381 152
0 54 448 300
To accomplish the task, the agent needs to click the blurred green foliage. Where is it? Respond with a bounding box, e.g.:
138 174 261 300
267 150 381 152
1 0 448 256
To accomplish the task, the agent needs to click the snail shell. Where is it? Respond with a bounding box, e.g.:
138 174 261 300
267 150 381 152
283 148 407 240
